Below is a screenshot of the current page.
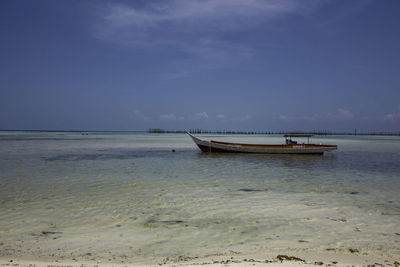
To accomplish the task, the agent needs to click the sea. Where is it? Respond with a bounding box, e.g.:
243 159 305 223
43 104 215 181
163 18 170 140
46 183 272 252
0 131 399 264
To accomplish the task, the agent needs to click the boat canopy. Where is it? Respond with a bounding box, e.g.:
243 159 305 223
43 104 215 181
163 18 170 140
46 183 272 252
284 134 314 144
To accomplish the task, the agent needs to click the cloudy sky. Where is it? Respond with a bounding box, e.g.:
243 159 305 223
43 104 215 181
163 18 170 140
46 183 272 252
1 0 399 132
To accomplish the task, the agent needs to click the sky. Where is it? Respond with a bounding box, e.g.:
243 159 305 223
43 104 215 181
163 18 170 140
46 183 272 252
1 0 400 132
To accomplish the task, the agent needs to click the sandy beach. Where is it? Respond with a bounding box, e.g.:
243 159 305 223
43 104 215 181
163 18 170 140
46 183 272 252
1 249 399 267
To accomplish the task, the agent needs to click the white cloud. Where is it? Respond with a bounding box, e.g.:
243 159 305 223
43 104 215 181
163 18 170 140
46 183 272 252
133 110 152 121
279 115 288 121
216 114 225 119
385 105 400 122
100 1 304 36
159 113 184 121
237 114 252 121
195 112 208 119
160 113 176 121
317 0 374 29
386 113 400 120
279 108 354 122
324 108 354 121
94 0 320 61
157 70 192 79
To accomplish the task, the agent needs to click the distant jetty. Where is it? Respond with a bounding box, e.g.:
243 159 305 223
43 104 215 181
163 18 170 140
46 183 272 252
148 128 400 136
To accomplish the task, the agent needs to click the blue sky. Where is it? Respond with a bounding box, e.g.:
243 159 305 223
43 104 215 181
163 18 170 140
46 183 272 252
1 0 400 132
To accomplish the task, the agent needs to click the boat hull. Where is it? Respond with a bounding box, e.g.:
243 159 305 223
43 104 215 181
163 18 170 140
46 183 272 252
188 133 337 154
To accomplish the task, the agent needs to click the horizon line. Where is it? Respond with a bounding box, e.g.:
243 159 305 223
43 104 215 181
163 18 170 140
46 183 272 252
1 129 400 136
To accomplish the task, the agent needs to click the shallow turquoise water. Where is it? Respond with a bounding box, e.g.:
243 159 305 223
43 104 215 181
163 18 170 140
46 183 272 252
0 132 399 263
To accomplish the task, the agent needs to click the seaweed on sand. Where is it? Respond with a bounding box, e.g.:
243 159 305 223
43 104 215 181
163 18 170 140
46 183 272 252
276 255 305 262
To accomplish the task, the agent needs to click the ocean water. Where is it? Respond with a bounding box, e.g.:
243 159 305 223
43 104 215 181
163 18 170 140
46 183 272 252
0 132 399 263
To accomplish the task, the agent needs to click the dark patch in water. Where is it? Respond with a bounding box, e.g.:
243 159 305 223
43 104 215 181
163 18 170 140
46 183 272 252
43 150 190 162
348 248 360 253
41 231 62 235
44 152 147 161
31 231 63 237
350 191 359 195
328 217 347 222
161 220 184 224
143 219 184 228
239 188 268 192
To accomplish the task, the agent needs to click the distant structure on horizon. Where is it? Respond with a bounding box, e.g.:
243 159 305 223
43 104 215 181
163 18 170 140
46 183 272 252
147 129 400 136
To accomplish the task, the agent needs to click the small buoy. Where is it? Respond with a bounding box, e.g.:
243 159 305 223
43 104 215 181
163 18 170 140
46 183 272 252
172 149 176 152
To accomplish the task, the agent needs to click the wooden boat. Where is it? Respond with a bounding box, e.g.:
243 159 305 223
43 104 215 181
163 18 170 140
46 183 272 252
187 132 337 154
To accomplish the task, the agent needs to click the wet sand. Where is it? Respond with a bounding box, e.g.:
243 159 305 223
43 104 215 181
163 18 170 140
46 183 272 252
1 250 399 267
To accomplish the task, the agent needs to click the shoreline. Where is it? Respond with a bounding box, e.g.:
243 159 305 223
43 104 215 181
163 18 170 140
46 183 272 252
1 129 400 137
1 250 399 267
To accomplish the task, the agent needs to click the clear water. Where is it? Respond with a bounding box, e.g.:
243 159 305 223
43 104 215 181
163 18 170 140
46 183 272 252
0 132 399 263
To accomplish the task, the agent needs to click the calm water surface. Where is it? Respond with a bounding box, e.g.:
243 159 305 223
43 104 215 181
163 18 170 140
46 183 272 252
0 132 399 263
